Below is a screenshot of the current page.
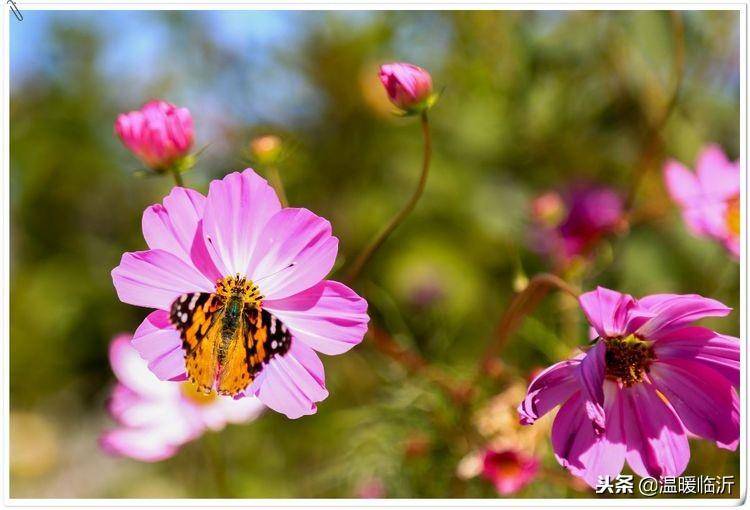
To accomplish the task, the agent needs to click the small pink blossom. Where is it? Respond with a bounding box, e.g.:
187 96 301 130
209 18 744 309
111 169 370 419
99 335 264 462
530 185 625 263
664 144 740 259
115 100 194 170
480 449 539 495
378 62 433 113
519 286 739 487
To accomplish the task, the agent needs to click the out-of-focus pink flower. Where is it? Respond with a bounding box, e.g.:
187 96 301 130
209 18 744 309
530 185 625 263
356 478 386 498
115 100 194 170
664 144 740 259
378 62 434 113
99 335 264 462
111 169 370 419
480 449 539 495
519 286 739 487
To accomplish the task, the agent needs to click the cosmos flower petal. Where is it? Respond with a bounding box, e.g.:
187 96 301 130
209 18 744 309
112 249 215 310
264 280 369 355
247 208 338 300
250 341 328 419
518 356 581 425
202 169 281 276
99 427 181 463
132 311 187 381
109 334 176 399
696 144 740 200
654 326 739 387
551 387 626 488
481 449 539 495
651 358 739 450
578 340 606 430
636 294 731 338
142 187 221 281
578 286 635 338
202 397 265 431
621 382 689 479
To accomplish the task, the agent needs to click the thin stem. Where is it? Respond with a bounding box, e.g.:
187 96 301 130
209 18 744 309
169 165 184 187
478 273 580 378
203 432 231 498
624 10 685 210
346 111 432 283
267 165 288 207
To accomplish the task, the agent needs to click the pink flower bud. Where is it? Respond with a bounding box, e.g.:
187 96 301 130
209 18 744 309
114 100 194 170
378 62 434 113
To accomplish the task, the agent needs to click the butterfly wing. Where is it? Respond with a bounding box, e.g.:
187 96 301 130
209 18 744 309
216 306 293 396
170 292 223 393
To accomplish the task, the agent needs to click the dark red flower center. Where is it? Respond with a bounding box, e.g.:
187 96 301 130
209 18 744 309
604 335 655 386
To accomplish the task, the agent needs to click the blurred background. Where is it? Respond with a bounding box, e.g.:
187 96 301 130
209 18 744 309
10 10 740 498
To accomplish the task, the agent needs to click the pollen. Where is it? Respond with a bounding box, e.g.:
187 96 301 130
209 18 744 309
214 274 262 305
604 334 655 387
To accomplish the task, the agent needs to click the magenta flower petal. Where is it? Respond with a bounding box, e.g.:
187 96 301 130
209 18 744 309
202 169 282 276
696 144 740 200
99 427 180 463
621 383 689 479
247 208 338 300
654 326 739 387
109 334 174 399
578 286 635 338
651 358 739 450
636 294 731 338
480 449 539 495
551 387 626 488
132 311 186 381
518 356 581 425
378 62 433 111
250 340 328 419
142 187 221 281
264 280 369 355
578 340 606 430
112 249 214 310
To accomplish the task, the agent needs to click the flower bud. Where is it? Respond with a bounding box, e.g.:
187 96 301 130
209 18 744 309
249 135 282 166
115 100 194 171
530 191 565 228
378 62 435 114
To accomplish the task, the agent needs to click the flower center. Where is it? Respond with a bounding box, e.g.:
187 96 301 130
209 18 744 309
603 335 655 387
214 274 262 307
181 380 218 405
726 195 740 236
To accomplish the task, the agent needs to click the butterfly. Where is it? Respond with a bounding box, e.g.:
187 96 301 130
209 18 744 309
169 275 292 396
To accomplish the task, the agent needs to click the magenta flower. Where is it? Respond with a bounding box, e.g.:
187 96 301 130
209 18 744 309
519 286 739 487
664 144 740 259
111 169 369 419
530 185 625 263
378 62 434 113
99 335 264 462
115 100 194 170
480 449 539 496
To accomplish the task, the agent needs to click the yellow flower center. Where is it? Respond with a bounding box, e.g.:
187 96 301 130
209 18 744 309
181 380 218 405
604 335 655 387
726 195 740 237
214 274 262 305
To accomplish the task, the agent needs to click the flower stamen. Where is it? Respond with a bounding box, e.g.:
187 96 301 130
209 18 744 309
604 334 655 387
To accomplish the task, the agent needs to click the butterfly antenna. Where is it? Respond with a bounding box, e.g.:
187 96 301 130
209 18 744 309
254 262 296 283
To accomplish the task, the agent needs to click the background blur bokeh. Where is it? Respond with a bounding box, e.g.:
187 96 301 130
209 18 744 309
10 10 740 498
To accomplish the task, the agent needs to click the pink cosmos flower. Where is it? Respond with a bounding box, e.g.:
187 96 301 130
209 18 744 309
111 168 370 419
115 100 194 170
519 286 739 487
530 185 625 264
664 144 740 259
378 62 433 113
480 449 539 496
100 335 264 462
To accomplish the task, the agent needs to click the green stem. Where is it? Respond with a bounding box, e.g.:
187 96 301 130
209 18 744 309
267 165 288 207
169 165 184 187
346 111 432 283
203 432 231 498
